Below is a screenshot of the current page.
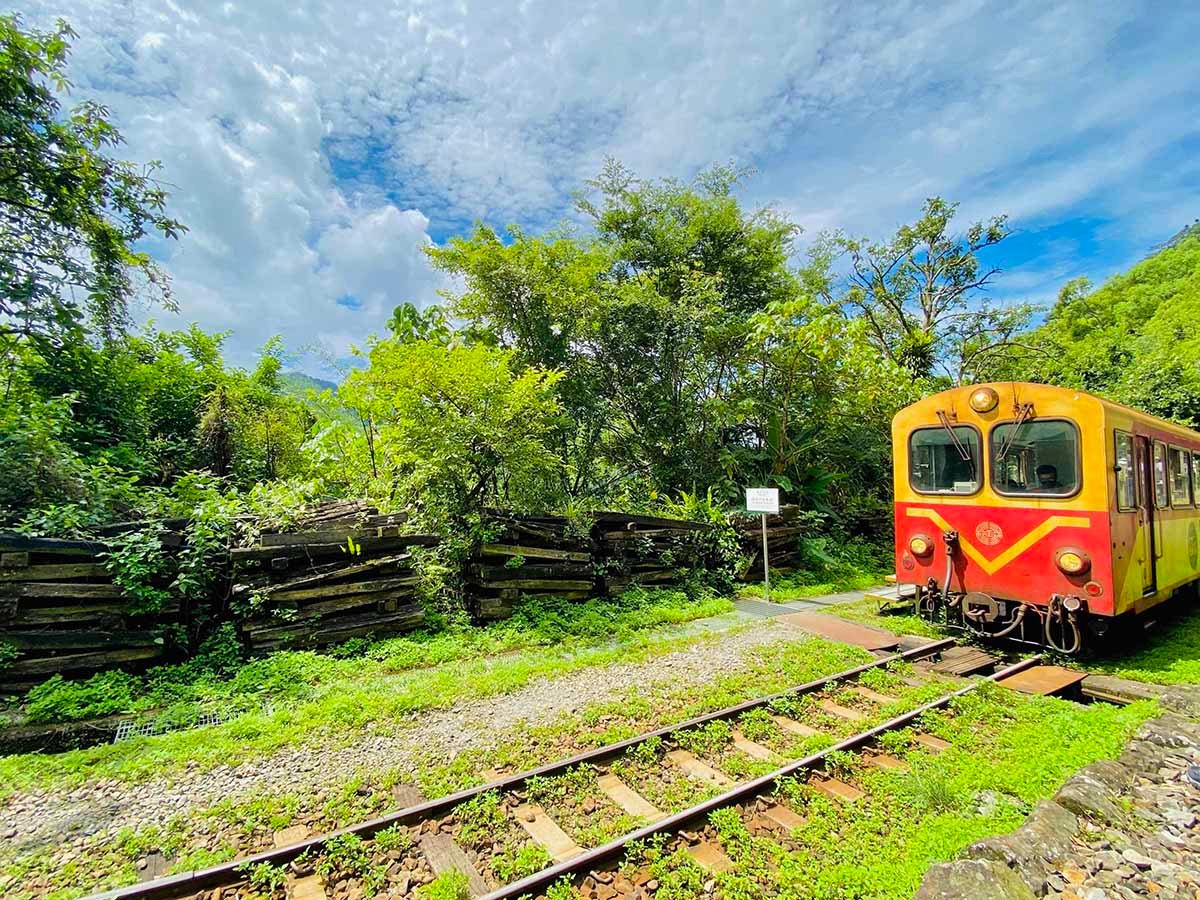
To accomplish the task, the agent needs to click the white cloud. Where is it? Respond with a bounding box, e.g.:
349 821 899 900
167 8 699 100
18 0 1200 367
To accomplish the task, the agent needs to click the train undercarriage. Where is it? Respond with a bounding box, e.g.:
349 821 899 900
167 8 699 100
914 580 1097 655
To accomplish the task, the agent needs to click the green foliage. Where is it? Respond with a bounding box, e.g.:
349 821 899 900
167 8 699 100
102 529 173 615
326 339 564 527
24 670 139 724
419 870 470 900
0 15 184 345
989 234 1200 424
239 861 287 897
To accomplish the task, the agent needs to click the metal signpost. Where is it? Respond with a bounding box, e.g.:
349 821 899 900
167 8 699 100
745 487 780 602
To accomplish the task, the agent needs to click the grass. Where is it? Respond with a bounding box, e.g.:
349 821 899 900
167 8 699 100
737 536 892 603
1084 600 1200 685
626 681 1159 900
0 586 735 796
2 634 875 900
826 596 945 639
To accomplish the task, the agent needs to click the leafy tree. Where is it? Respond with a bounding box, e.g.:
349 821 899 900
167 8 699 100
0 15 184 346
989 233 1200 424
333 340 565 526
829 198 1015 380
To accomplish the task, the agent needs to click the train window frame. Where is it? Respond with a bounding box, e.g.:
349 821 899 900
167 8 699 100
1114 431 1137 511
1168 445 1194 507
987 417 1083 499
907 423 983 496
1153 441 1169 508
1192 453 1200 506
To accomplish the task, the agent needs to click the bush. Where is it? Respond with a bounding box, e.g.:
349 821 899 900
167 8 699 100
24 670 140 724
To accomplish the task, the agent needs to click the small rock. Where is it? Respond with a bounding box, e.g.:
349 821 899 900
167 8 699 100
1122 849 1153 870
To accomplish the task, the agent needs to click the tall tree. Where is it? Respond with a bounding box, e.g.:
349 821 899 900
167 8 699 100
833 197 1014 380
0 15 183 346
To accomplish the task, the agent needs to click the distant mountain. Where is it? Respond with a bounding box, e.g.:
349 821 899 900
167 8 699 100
279 371 337 399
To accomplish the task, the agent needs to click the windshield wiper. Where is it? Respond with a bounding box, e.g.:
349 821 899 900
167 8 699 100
935 410 974 467
997 401 1035 463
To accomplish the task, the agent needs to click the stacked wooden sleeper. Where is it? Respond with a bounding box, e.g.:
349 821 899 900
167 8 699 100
593 510 709 595
469 512 594 621
0 532 179 691
233 505 436 652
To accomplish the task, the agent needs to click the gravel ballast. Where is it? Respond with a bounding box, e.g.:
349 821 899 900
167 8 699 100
0 620 804 855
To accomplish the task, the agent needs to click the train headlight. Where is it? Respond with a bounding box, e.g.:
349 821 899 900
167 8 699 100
969 386 999 413
1055 549 1091 575
908 534 934 557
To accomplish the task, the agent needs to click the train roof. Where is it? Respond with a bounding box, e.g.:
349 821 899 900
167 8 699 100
896 381 1200 442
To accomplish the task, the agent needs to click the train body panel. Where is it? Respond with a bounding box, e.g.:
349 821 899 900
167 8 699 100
892 382 1200 651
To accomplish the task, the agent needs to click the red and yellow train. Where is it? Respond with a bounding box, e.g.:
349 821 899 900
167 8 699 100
892 382 1200 653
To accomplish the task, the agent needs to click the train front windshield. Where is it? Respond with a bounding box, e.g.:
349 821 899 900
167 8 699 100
991 420 1079 495
909 425 980 493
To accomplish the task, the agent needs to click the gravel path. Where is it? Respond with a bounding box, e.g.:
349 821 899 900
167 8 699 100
1 619 804 855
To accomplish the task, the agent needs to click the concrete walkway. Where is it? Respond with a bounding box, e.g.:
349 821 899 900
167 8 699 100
732 586 883 619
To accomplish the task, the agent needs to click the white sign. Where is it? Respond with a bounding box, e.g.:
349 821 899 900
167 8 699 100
745 487 780 514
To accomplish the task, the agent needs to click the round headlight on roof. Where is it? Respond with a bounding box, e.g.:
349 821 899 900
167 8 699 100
969 386 1000 413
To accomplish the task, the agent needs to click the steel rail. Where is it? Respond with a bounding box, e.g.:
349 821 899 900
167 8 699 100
81 637 955 900
484 653 1042 900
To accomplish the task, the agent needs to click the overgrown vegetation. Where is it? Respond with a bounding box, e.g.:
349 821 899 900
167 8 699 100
0 585 736 794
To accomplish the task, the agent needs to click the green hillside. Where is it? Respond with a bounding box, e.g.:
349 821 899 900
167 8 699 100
999 232 1200 424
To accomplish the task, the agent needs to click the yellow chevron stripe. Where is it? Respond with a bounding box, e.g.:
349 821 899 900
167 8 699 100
906 508 1090 575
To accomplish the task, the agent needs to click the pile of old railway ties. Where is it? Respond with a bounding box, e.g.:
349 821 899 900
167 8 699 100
84 640 1093 900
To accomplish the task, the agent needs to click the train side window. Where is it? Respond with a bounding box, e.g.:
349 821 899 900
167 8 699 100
1114 432 1136 511
1153 441 1169 508
1169 446 1191 507
1192 453 1200 505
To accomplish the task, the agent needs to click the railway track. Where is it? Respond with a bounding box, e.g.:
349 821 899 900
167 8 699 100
84 638 1052 900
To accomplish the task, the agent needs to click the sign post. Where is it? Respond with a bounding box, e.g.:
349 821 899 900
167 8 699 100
745 487 780 602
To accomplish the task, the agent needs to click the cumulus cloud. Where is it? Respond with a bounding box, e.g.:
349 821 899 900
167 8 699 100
19 0 1200 366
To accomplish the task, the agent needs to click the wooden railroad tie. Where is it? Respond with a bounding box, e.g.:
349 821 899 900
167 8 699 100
849 685 898 705
513 804 582 862
418 833 491 897
817 699 866 722
666 749 734 787
730 730 779 762
913 733 952 753
769 714 820 737
809 776 865 803
687 840 734 874
597 773 664 821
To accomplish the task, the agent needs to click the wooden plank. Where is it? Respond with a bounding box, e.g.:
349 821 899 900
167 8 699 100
286 875 326 900
0 563 109 581
247 555 412 595
849 686 898 705
913 733 951 753
230 534 438 561
810 777 864 802
666 749 733 787
244 605 425 646
1080 674 1168 706
477 579 593 591
774 612 901 651
272 825 309 848
2 630 160 651
597 774 664 822
392 783 425 807
760 804 805 831
471 564 592 581
3 646 161 677
731 730 778 762
817 699 866 722
0 533 107 556
932 646 997 677
480 544 591 563
997 665 1087 697
513 804 581 862
864 752 910 773
8 582 123 600
0 552 30 568
418 834 491 897
269 575 419 603
259 524 407 547
770 714 820 738
686 841 734 873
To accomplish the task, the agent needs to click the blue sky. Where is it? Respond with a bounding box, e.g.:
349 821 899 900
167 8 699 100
20 0 1200 369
